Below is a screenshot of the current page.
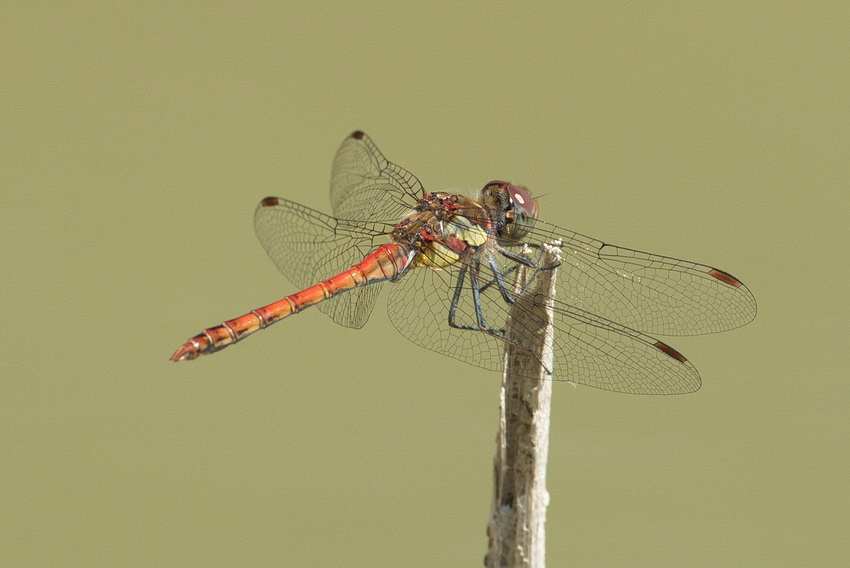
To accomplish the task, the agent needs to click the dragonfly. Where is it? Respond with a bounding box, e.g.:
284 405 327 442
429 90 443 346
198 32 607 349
171 131 756 394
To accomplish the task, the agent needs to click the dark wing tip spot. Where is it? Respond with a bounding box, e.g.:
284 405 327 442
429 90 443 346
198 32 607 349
708 268 744 287
654 341 688 363
260 197 279 207
350 130 365 139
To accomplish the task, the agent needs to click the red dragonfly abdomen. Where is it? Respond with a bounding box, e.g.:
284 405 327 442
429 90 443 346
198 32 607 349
170 243 411 361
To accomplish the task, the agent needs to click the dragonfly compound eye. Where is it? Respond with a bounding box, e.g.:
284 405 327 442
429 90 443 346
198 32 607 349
501 183 538 243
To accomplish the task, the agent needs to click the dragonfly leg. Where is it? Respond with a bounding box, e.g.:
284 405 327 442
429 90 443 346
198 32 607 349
486 255 517 304
499 243 563 272
447 262 506 337
483 245 563 305
467 263 490 330
445 254 557 373
479 241 561 296
447 264 467 328
479 263 518 296
496 244 539 268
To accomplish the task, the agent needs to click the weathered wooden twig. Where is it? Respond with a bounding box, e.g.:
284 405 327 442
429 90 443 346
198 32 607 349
486 242 560 568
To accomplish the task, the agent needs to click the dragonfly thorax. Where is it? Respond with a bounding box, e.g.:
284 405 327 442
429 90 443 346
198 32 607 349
392 192 494 268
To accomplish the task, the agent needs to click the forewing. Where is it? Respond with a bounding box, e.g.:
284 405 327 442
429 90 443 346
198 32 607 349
330 131 424 222
523 220 757 336
253 197 390 328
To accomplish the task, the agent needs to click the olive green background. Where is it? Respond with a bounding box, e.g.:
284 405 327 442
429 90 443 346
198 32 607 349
3 3 847 566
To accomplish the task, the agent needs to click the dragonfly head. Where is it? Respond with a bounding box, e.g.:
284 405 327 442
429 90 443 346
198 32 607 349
480 181 538 244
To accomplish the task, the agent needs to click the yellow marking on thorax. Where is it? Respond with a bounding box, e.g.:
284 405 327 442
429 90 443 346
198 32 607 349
420 242 460 267
448 215 488 246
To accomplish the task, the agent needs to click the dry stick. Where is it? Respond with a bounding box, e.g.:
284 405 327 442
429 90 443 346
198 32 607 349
486 242 561 568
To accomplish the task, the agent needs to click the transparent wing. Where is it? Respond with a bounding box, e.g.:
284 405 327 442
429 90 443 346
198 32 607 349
517 220 757 336
253 197 391 328
330 131 424 222
385 250 701 394
386 263 509 377
252 131 752 392
253 131 423 328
